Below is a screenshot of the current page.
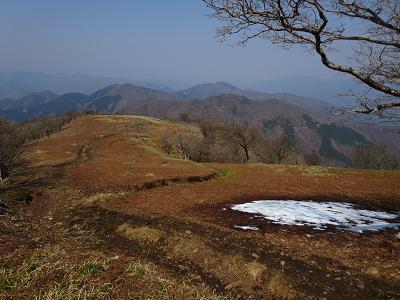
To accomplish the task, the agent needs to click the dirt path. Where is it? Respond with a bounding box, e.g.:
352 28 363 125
1 115 400 299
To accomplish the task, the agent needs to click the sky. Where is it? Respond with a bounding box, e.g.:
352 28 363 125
0 0 340 85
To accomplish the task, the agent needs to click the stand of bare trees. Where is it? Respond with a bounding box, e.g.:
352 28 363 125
161 119 299 164
0 119 24 182
0 112 81 182
304 150 322 166
352 143 398 170
203 0 400 119
19 112 80 141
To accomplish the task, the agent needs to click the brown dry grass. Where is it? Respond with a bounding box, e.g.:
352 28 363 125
117 223 165 244
2 114 399 299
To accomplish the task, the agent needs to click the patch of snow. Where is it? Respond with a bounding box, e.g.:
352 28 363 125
231 200 400 233
234 225 259 231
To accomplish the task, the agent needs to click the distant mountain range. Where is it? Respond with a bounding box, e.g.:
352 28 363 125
0 71 128 99
0 82 333 121
242 76 365 107
0 71 183 99
0 71 361 107
1 81 399 166
175 81 333 115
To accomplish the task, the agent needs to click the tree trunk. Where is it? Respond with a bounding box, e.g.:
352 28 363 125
0 165 9 182
243 147 250 163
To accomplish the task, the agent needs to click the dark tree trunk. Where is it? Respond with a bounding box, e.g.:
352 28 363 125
0 165 9 182
243 147 250 162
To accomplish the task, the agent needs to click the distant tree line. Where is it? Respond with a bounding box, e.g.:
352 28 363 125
351 144 398 170
161 117 298 165
161 115 399 170
0 111 85 182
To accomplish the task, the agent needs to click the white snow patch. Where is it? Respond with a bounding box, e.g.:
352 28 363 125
234 225 259 231
231 200 400 233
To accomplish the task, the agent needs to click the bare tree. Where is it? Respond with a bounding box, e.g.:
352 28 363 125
352 143 398 170
175 129 199 160
160 131 176 155
203 0 400 118
198 118 221 144
161 125 203 160
222 123 262 162
271 133 296 164
180 112 192 123
253 137 273 163
0 119 24 182
304 150 322 166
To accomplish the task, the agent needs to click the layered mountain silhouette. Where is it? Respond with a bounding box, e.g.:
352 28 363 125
175 81 333 115
1 82 399 166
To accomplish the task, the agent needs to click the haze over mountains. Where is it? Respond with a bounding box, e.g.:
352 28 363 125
1 79 399 167
0 81 332 121
0 71 181 100
0 71 356 107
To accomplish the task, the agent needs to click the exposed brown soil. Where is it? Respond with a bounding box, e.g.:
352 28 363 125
1 115 400 299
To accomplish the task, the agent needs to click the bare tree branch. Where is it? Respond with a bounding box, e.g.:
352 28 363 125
203 0 400 118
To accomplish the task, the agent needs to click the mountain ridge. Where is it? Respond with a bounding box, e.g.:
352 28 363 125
175 81 334 115
1 81 398 166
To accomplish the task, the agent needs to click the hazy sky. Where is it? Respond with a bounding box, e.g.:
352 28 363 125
0 0 340 84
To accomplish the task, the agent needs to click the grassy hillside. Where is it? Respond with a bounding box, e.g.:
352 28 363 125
1 115 400 299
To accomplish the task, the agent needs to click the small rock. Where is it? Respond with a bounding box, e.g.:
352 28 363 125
251 253 259 259
185 230 191 235
280 260 286 266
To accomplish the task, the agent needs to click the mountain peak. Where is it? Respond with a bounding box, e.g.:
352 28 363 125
175 81 240 100
215 81 238 89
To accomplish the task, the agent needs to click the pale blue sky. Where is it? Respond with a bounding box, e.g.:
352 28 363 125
0 0 339 84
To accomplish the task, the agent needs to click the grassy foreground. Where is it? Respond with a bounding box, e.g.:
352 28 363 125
1 115 399 299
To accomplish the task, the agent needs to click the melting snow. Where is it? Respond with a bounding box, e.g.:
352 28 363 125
234 225 259 231
231 200 400 233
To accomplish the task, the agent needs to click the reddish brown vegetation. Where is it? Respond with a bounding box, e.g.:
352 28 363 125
1 115 400 299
